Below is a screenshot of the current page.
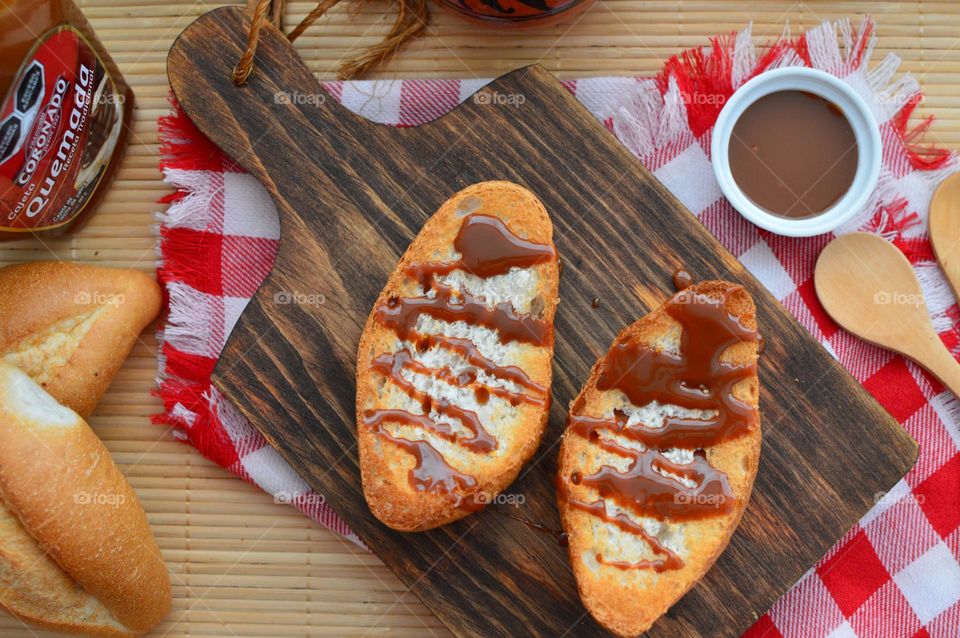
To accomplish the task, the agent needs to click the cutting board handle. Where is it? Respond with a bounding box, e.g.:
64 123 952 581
166 6 403 204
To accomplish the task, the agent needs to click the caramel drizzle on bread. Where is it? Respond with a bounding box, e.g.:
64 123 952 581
377 283 551 345
365 213 556 509
365 350 497 453
408 333 548 399
587 287 758 446
562 285 758 573
366 425 482 512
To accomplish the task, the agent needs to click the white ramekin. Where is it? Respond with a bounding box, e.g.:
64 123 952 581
711 67 881 238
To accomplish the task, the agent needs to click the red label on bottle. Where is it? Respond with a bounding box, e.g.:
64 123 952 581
0 26 124 233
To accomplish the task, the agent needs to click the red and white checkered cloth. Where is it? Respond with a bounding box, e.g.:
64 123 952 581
156 17 960 637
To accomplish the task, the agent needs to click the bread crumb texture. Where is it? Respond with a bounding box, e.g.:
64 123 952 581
3 308 104 384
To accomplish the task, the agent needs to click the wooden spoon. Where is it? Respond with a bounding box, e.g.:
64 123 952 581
815 232 960 397
930 172 960 301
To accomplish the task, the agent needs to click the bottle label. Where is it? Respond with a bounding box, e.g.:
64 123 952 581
0 25 124 233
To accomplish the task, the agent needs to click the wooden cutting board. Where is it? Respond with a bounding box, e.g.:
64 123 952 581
167 8 918 637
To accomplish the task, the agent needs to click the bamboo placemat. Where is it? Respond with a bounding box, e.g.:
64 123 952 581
1 1 958 636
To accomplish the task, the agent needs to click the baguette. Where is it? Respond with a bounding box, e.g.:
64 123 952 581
0 362 171 636
356 182 560 531
557 281 761 637
0 262 162 418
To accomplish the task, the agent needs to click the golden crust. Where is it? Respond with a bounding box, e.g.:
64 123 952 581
0 262 162 418
0 501 137 637
557 281 761 637
356 182 560 531
0 363 171 635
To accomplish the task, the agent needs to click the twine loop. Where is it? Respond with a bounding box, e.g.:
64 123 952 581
232 0 428 86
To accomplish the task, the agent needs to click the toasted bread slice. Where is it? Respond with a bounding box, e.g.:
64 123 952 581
357 182 560 531
0 262 162 417
557 281 761 637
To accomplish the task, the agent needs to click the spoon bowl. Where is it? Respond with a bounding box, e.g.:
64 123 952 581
815 232 960 396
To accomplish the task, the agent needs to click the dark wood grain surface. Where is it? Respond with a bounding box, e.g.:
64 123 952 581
167 8 918 637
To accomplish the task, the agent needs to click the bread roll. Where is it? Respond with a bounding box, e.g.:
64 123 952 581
0 362 171 636
0 262 162 418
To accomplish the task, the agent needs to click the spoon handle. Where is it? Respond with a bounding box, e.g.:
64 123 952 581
930 173 960 301
935 248 960 302
911 329 960 398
